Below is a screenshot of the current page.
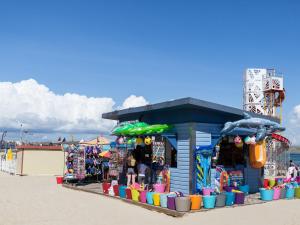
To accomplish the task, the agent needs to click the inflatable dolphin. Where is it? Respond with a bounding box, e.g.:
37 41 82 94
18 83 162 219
221 112 285 142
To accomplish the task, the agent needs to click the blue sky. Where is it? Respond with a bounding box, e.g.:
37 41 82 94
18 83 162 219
0 1 300 143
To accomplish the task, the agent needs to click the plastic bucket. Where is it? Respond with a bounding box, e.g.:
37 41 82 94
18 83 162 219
139 190 147 203
153 184 166 193
56 176 63 184
286 188 295 199
215 193 226 207
131 189 140 202
260 188 274 201
119 186 127 198
102 182 111 194
279 188 286 199
160 193 168 208
153 193 161 206
238 185 249 195
146 192 154 205
175 197 191 212
225 192 235 206
295 187 300 198
203 195 216 209
113 185 119 196
235 192 245 204
273 187 281 200
125 188 132 200
202 187 213 196
190 195 202 210
167 195 176 210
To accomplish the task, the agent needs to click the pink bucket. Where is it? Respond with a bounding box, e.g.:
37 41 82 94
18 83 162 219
139 190 147 203
202 188 213 196
154 184 166 193
273 187 281 200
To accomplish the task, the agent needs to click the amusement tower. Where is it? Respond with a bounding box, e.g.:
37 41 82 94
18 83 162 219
243 68 288 177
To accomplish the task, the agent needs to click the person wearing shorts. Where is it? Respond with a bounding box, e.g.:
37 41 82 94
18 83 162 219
127 154 136 186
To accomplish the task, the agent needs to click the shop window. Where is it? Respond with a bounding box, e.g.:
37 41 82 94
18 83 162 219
165 138 177 168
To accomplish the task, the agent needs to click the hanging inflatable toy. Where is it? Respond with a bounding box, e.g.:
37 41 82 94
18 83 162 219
234 136 243 149
244 136 251 145
136 137 143 145
144 136 152 145
249 141 266 168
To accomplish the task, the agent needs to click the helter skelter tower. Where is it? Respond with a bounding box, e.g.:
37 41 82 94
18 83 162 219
243 68 288 177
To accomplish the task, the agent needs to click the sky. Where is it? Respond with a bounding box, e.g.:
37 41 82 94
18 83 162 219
0 1 299 144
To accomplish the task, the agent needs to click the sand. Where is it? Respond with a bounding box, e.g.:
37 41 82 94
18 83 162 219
0 172 299 225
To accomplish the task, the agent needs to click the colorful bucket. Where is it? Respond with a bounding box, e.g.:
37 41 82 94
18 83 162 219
102 182 111 194
153 184 166 193
131 189 140 202
225 192 235 206
160 193 168 208
153 193 161 206
203 195 216 209
260 188 274 201
125 188 132 200
113 185 119 196
146 192 154 205
139 190 147 203
119 186 127 198
286 188 295 199
238 185 249 195
56 176 63 184
190 195 202 210
234 192 245 204
167 195 176 210
294 187 300 198
273 187 281 200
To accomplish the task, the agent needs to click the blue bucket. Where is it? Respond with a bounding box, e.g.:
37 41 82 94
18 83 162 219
203 195 216 209
160 193 168 208
260 188 274 201
286 188 295 199
225 192 235 206
146 192 154 205
238 185 250 195
119 186 127 198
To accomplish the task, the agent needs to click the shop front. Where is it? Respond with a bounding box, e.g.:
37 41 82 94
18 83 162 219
103 97 287 195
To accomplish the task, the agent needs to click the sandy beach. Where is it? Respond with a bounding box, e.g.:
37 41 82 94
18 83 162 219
0 172 299 225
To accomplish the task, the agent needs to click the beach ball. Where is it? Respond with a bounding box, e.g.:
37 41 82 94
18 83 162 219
244 136 251 145
144 136 152 145
136 137 143 145
234 136 242 144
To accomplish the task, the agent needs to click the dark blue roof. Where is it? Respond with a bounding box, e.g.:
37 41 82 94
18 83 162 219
102 97 279 124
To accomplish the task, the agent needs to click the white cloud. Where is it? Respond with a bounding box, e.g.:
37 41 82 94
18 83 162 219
287 105 300 146
0 79 148 134
121 95 149 109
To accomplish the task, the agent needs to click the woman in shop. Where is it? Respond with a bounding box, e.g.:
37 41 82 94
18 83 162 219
127 153 137 186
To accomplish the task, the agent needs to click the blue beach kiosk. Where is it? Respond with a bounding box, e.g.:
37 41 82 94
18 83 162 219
102 97 280 195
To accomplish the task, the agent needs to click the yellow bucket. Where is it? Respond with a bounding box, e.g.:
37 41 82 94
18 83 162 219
131 189 140 202
153 193 160 206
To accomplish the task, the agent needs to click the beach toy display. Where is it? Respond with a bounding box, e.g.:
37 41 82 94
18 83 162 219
153 193 161 206
260 188 274 201
203 195 216 209
215 193 226 207
225 192 235 206
160 193 168 208
175 196 191 212
279 188 286 199
139 190 147 203
146 192 154 205
167 194 176 210
273 187 281 200
190 195 202 210
119 186 127 198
